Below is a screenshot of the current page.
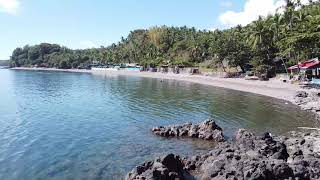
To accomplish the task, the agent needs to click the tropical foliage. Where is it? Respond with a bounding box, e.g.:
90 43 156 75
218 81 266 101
10 0 320 75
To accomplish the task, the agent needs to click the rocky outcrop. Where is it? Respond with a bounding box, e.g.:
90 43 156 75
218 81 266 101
151 119 225 142
127 122 320 180
188 129 320 180
125 154 193 180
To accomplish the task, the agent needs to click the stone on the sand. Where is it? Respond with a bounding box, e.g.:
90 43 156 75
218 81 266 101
294 90 320 115
295 91 308 98
152 119 224 142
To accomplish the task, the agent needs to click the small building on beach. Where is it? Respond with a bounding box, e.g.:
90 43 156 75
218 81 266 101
288 58 320 81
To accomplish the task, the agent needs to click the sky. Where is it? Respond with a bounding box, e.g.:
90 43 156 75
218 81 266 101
0 0 287 60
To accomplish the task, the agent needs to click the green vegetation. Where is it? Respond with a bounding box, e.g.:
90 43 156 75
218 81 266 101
10 1 320 76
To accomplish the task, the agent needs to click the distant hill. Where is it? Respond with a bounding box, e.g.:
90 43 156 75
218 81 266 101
0 60 10 66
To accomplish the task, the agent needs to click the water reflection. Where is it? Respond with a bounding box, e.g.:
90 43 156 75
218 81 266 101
0 69 318 179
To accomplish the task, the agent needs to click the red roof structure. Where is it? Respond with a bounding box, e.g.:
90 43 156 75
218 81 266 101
288 58 320 70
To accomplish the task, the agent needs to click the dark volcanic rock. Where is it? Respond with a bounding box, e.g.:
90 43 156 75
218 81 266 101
125 154 194 180
127 121 320 180
190 129 320 180
296 91 308 98
152 119 225 142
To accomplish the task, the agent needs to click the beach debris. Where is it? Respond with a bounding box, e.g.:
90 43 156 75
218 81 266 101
151 119 225 142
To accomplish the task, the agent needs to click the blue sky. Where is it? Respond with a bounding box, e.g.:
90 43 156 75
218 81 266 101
0 0 285 59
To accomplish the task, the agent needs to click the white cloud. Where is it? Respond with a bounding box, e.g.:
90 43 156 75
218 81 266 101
0 0 19 15
219 0 285 27
80 41 98 49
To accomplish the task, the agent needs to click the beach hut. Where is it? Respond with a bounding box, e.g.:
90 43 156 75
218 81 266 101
288 58 320 80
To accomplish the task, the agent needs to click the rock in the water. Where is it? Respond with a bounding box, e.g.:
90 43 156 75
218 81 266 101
128 127 320 180
125 154 193 180
191 129 320 180
151 119 225 142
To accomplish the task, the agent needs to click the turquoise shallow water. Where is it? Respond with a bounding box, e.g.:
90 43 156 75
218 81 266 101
0 69 318 179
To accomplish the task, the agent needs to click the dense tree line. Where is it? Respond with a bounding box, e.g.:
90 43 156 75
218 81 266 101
9 43 101 69
10 0 320 75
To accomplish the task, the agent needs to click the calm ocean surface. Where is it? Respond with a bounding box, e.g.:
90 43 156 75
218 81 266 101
0 69 317 179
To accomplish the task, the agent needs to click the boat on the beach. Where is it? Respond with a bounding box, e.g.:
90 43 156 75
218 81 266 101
92 66 120 71
244 75 259 80
92 64 142 72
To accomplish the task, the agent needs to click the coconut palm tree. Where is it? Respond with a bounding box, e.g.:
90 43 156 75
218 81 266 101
269 13 283 42
247 17 268 50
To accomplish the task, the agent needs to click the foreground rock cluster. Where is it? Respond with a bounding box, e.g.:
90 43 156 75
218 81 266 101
151 119 225 142
126 121 320 180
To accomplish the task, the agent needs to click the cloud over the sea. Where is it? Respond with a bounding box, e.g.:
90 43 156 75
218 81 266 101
219 0 285 27
0 0 20 15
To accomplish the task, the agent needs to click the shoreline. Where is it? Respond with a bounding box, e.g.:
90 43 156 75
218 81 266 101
10 67 298 100
10 67 92 73
10 67 320 118
93 70 299 101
